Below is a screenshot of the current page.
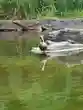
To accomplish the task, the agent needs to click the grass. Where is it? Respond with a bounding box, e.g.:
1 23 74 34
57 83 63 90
1 0 83 20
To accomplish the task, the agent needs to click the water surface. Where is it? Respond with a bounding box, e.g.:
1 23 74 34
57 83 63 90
0 31 83 110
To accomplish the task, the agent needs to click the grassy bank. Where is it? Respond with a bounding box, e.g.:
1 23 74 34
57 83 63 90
0 0 83 20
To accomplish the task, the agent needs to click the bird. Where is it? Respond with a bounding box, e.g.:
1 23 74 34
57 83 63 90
31 35 83 71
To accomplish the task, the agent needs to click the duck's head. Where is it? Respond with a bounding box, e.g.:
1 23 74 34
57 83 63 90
39 35 48 51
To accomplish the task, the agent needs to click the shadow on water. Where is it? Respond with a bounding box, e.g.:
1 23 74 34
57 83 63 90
0 31 83 110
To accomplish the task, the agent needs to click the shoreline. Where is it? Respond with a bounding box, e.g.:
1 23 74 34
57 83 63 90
0 16 83 22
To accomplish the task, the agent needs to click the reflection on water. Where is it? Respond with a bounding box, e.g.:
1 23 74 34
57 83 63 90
0 31 40 56
0 32 83 110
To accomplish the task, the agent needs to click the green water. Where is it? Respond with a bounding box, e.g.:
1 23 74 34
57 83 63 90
0 33 83 110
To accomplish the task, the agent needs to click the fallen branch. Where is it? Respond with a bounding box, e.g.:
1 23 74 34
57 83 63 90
0 27 39 32
12 20 48 32
12 20 28 31
0 20 49 32
0 28 18 32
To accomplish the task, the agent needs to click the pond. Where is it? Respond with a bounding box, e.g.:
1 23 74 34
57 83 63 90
0 31 83 110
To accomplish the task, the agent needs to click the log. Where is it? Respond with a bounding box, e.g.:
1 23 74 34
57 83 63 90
0 28 17 32
12 20 28 30
12 20 48 32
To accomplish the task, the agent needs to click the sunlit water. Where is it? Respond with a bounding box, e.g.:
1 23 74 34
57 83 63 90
0 31 83 110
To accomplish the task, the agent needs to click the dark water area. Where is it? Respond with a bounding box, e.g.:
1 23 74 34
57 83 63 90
0 20 83 110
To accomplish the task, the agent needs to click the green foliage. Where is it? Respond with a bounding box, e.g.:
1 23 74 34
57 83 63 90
1 0 83 19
